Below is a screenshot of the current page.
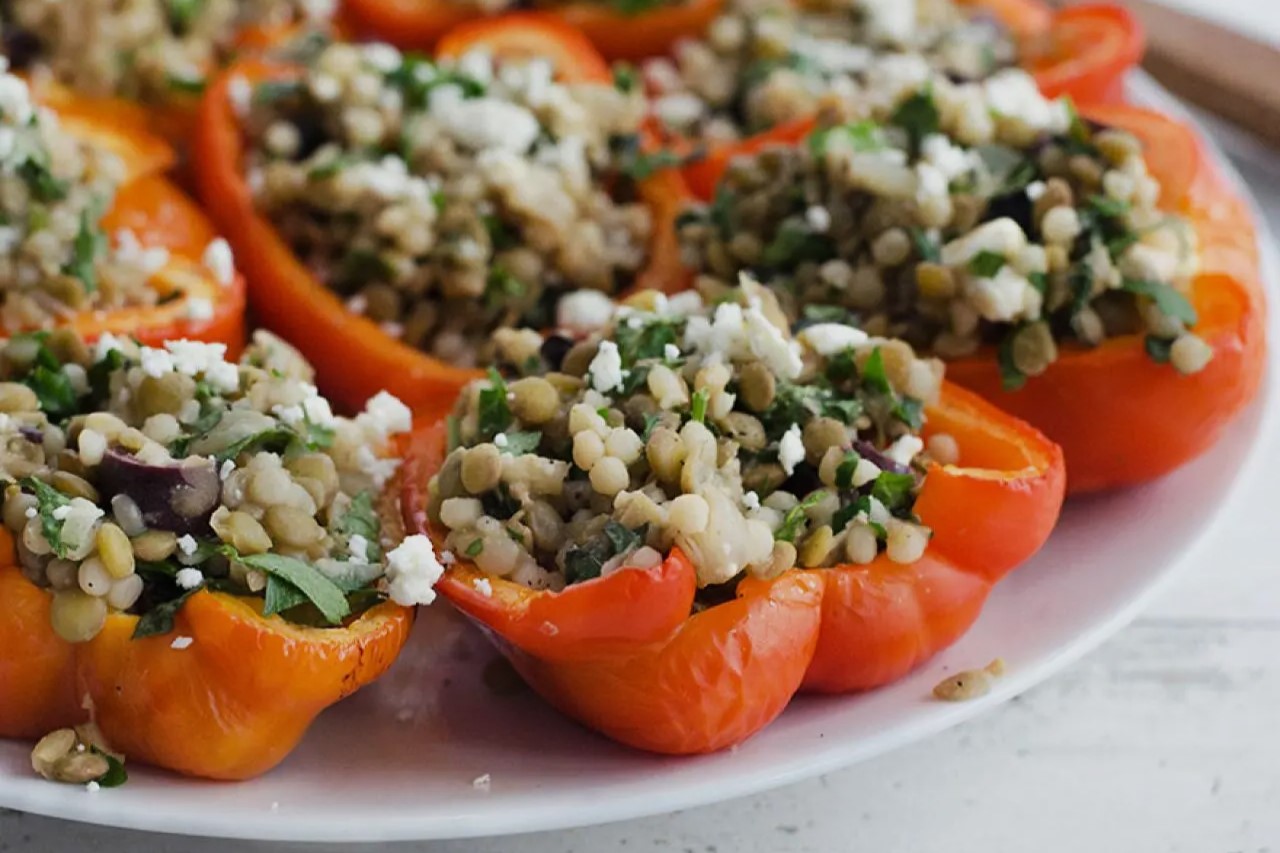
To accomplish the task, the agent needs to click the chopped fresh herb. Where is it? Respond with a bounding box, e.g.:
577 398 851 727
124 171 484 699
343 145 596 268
834 451 862 489
336 249 393 290
802 304 856 326
465 538 484 558
890 88 940 153
893 397 925 430
641 412 664 439
337 491 382 561
236 551 350 625
690 388 709 423
499 430 542 455
21 477 70 558
708 186 736 236
563 521 648 584
910 227 941 263
93 749 128 788
17 157 68 203
167 0 204 31
476 368 513 441
212 426 296 464
481 214 519 252
480 485 520 521
775 491 826 543
615 317 679 365
87 348 125 403
1122 279 1198 326
24 362 78 422
1028 271 1048 296
1088 194 1130 219
861 348 892 395
386 57 484 108
1144 334 1175 363
997 331 1027 391
870 471 916 514
831 495 872 534
975 144 1036 195
807 121 884 158
132 587 199 639
821 396 862 424
618 147 689 181
968 250 1006 278
303 415 335 451
65 208 105 293
613 63 640 93
252 80 302 105
761 221 833 269
307 154 356 181
165 75 206 94
485 266 526 308
604 0 669 15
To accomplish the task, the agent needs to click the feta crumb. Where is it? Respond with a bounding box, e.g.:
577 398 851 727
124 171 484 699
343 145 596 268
493 433 508 448
170 636 194 650
227 75 251 116
23 507 35 519
94 333 126 361
852 457 882 487
219 459 236 480
805 205 832 233
588 340 627 394
431 93 540 153
663 343 681 361
51 505 72 521
348 534 370 564
356 391 413 441
743 491 761 511
385 535 445 606
472 774 492 792
139 347 174 378
556 289 615 335
175 567 204 589
886 435 925 466
440 550 456 565
202 238 235 287
473 577 493 597
798 323 869 356
778 424 805 476
185 297 215 321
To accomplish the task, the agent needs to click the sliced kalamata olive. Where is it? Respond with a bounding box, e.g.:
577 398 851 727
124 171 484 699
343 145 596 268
97 449 221 535
852 439 913 476
19 426 43 444
540 335 573 371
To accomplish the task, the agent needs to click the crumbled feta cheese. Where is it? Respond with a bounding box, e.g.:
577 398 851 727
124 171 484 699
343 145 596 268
983 69 1070 133
493 433 508 448
170 636 194 650
886 435 925 466
86 781 100 793
273 404 305 426
588 340 627 394
791 35 873 74
556 289 615 335
921 134 975 181
743 491 761 511
219 459 236 480
798 323 869 356
941 218 1027 266
440 550 456 565
861 0 916 43
663 343 681 361
356 391 413 441
139 347 174 378
356 445 400 489
348 534 370 564
778 424 805 476
683 282 803 380
915 162 949 206
0 73 35 124
93 333 126 362
431 92 540 153
202 238 235 287
1026 180 1047 201
23 507 35 520
362 43 403 73
805 205 832 233
227 75 252 116
185 298 215 322
654 93 704 128
384 535 445 606
970 266 1036 323
204 361 241 394
473 577 493 597
51 505 72 521
175 567 204 589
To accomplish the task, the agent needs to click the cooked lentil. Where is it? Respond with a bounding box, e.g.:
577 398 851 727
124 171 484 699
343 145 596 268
241 41 652 367
0 327 440 648
644 0 1016 143
1 0 333 103
428 276 948 595
677 67 1207 384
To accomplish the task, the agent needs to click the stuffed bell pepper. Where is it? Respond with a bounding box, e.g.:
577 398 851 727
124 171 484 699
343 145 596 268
400 277 1063 753
2 0 339 142
0 330 441 783
193 35 688 418
638 0 1141 199
675 66 1265 492
0 65 245 351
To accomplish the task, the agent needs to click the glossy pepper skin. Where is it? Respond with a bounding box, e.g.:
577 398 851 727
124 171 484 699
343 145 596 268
0 526 414 780
192 50 690 420
342 0 724 61
400 423 824 755
679 0 1142 202
36 88 247 353
944 105 1267 494
803 382 1065 692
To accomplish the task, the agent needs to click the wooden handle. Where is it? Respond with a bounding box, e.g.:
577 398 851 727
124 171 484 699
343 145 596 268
1058 1 1280 148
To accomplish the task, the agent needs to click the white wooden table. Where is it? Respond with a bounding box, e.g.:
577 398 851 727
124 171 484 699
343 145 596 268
4 3 1279 850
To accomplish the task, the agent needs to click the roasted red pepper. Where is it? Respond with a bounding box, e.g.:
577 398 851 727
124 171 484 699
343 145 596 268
28 88 248 352
945 105 1266 494
400 389 1062 747
681 1 1143 202
400 422 823 755
343 0 724 61
0 532 414 780
192 57 690 419
804 382 1064 692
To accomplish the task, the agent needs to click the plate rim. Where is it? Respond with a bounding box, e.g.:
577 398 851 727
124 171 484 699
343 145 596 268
0 71 1275 842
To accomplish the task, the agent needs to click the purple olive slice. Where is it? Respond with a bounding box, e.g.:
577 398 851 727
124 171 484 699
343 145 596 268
97 448 221 535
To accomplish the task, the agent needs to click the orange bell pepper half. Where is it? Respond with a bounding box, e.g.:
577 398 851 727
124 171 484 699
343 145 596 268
345 0 722 61
0 528 414 780
400 422 823 755
192 58 689 418
804 382 1064 693
946 105 1266 494
679 1 1140 202
24 89 248 353
436 13 612 83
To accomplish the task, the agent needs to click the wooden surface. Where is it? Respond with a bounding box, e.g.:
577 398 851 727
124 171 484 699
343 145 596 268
2 4 1278 851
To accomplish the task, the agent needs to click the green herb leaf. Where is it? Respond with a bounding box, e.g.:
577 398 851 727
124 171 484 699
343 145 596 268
93 749 129 788
775 491 827 543
890 89 939 153
477 368 513 441
761 221 833 269
613 63 639 93
615 318 679 366
893 397 925 430
499 430 542 456
834 451 862 489
861 348 892 395
132 587 199 639
17 157 69 203
807 121 884 158
618 148 688 181
21 477 70 558
968 250 1006 278
484 266 526 308
465 539 484 558
212 426 296 464
24 363 78 421
870 471 916 514
236 552 351 625
831 495 872 533
167 0 204 31
1087 194 1130 219
165 74 206 94
690 388 709 423
997 331 1027 391
336 491 382 562
64 208 105 293
563 521 648 584
252 79 302 105
1122 279 1198 326
910 227 941 263
1144 334 1174 364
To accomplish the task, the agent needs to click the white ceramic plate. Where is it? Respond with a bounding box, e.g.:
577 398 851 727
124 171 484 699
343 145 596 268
0 75 1274 842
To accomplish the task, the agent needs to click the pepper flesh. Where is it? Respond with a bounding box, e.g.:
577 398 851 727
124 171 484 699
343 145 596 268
803 382 1065 692
400 421 823 754
0 533 414 780
33 89 247 352
945 105 1267 494
343 0 723 61
192 59 689 418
